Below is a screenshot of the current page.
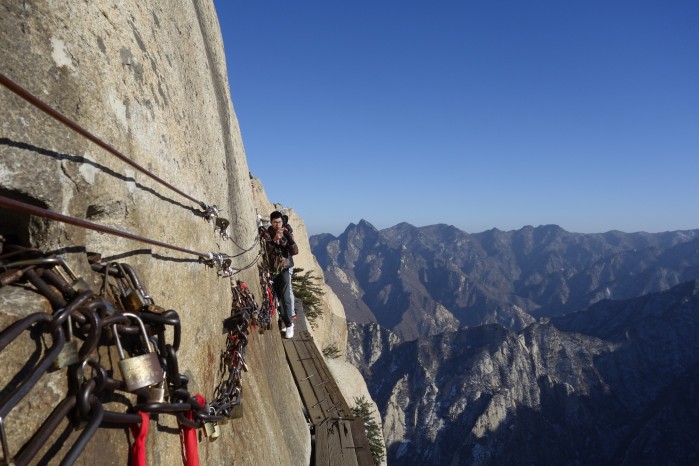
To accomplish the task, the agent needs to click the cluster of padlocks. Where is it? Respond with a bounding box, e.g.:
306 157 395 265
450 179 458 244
0 242 263 464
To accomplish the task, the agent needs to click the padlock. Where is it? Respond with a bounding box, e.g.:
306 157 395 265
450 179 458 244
203 421 221 441
112 313 165 392
113 264 150 313
54 257 92 294
144 304 166 314
54 311 80 369
122 287 149 313
236 353 249 373
138 379 166 403
230 387 244 420
142 352 167 402
215 217 230 231
2 257 91 293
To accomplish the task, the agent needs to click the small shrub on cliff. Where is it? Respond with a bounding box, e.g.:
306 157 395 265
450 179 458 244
322 343 341 359
291 267 324 328
351 396 385 466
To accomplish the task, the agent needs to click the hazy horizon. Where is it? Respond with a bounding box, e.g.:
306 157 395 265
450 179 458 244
307 218 699 238
215 1 699 237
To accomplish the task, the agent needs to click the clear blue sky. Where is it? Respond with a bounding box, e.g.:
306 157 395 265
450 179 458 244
213 1 699 236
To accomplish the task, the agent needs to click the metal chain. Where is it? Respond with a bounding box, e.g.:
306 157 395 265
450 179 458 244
0 244 274 463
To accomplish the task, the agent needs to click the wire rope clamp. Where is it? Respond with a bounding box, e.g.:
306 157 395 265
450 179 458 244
202 204 221 223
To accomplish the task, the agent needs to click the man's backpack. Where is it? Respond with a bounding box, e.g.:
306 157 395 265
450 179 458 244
282 214 293 234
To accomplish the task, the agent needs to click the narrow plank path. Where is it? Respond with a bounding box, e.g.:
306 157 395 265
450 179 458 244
281 306 373 466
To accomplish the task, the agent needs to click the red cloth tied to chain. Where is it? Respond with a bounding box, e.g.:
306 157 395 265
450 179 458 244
266 285 276 316
130 411 150 466
179 394 205 466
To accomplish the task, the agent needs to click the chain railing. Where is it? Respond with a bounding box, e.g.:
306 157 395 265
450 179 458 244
0 243 278 464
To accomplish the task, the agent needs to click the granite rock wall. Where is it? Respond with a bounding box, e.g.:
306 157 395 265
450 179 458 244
1 1 309 464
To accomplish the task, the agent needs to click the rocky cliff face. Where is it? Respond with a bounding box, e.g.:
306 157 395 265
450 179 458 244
348 281 699 465
312 221 699 341
1 2 311 464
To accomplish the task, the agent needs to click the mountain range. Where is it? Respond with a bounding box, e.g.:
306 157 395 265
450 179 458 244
311 221 699 341
311 222 699 465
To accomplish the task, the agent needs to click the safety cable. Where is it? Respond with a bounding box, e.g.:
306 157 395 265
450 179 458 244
0 194 211 259
228 249 263 276
0 72 209 210
228 234 261 257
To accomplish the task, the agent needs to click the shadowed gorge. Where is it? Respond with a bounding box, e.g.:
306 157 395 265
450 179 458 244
314 222 699 464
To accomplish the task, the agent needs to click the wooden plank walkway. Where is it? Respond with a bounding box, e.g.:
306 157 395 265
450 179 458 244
283 329 373 466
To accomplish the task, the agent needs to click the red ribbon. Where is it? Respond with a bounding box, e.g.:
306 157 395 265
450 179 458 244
179 394 205 466
129 411 150 466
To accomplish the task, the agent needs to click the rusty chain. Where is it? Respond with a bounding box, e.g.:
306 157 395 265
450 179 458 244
0 243 275 464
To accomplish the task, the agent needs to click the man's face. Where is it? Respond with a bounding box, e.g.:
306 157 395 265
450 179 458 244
271 218 284 231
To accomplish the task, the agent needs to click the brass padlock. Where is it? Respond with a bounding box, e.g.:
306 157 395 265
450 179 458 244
122 288 149 313
136 379 166 403
54 258 92 294
229 387 244 420
144 304 166 314
2 257 91 293
112 313 165 392
203 421 221 441
115 264 149 313
215 217 230 231
55 312 80 369
147 377 167 403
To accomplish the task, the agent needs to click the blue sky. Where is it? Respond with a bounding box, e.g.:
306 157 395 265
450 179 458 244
213 1 699 236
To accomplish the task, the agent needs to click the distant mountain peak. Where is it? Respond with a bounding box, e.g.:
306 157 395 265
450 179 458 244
357 219 378 230
343 219 378 235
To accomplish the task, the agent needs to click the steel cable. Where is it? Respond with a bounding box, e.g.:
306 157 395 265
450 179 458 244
0 72 208 210
0 195 210 259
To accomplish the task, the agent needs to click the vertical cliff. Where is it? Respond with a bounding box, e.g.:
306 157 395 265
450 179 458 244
1 1 310 464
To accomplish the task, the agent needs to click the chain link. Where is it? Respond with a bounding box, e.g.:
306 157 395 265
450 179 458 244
0 244 278 463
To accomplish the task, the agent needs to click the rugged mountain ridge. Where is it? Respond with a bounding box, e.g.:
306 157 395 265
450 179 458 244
348 281 699 465
312 220 699 340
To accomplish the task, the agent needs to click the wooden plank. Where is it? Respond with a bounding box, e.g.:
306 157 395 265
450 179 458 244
349 417 374 466
292 333 331 421
296 332 342 419
314 421 331 466
283 337 325 424
315 419 359 466
337 419 357 455
284 330 374 466
296 334 352 418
